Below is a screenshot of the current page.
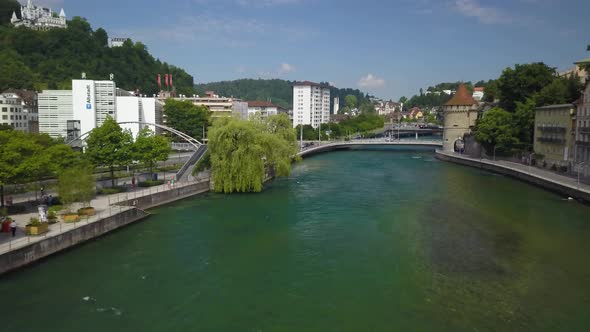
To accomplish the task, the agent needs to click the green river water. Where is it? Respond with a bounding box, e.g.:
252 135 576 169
1 147 590 331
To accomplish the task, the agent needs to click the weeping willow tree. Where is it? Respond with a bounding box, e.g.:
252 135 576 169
208 114 298 193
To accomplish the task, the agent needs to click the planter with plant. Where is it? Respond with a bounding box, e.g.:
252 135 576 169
78 207 96 216
47 210 58 224
26 217 49 235
58 166 95 223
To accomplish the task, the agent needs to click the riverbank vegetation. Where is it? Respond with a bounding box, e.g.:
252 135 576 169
295 113 384 140
208 114 298 193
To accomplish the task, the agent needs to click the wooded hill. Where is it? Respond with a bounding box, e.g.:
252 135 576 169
195 79 374 111
0 12 195 95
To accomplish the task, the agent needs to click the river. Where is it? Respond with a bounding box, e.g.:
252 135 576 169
1 147 589 331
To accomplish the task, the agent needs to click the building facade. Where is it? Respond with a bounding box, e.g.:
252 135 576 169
162 92 248 119
472 87 485 101
117 95 164 139
2 89 38 133
442 84 479 152
246 101 284 120
71 80 117 137
38 90 73 138
292 81 331 129
0 93 29 132
534 104 576 168
11 0 66 30
575 82 590 177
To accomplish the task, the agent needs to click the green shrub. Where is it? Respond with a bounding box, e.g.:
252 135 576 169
0 208 7 217
157 164 182 172
97 186 127 195
192 151 211 175
48 205 63 214
29 217 41 226
138 180 165 187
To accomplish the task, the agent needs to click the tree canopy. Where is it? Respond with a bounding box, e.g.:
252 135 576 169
474 108 519 154
84 117 133 187
163 99 210 141
0 17 195 95
208 114 298 193
133 127 171 178
496 63 556 112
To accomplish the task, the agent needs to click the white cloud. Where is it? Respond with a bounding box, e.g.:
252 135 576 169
278 63 295 75
258 63 296 78
358 74 385 88
451 0 511 24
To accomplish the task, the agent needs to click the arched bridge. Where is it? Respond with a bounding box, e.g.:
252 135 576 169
65 121 206 182
65 121 203 149
298 139 443 158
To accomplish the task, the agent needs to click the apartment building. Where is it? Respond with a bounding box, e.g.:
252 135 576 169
292 81 331 129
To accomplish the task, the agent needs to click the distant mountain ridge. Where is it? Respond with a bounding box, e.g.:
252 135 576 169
195 78 374 111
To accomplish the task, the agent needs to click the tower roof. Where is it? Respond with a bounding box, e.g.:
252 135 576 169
444 84 478 106
59 8 66 17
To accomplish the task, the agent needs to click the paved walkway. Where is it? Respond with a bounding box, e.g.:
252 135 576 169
0 174 209 255
437 151 590 195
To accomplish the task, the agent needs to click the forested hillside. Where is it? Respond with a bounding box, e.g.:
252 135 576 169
195 79 373 111
0 15 195 95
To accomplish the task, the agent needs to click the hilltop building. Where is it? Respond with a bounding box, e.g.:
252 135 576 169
11 0 67 31
442 84 479 152
292 81 331 129
109 37 128 48
472 87 485 101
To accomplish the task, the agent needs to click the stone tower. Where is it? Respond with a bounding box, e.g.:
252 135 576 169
442 84 479 152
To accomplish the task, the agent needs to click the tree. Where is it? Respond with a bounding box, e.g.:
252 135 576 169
0 50 35 91
133 127 171 179
513 98 536 146
0 0 20 26
534 76 583 107
399 96 408 104
163 99 210 140
58 166 95 212
474 108 520 154
345 95 358 109
85 117 133 187
496 63 556 112
208 115 297 193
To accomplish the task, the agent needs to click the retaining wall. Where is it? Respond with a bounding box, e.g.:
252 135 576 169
436 152 590 203
0 208 149 275
117 181 210 210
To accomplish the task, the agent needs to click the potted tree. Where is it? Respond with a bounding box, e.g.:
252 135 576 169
26 217 49 235
58 166 95 223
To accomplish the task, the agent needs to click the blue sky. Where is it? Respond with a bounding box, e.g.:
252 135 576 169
30 0 590 100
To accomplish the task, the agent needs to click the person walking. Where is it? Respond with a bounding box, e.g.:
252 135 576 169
10 220 17 237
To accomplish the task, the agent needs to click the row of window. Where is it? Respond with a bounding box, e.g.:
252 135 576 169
1 107 23 113
2 115 27 120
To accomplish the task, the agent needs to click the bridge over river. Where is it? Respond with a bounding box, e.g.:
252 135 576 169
298 138 443 157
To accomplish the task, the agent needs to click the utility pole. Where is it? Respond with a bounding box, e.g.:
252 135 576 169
318 123 321 144
300 124 303 150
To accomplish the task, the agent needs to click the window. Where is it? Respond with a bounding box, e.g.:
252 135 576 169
1 107 6 112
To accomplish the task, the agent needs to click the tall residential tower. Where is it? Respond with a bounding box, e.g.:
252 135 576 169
292 81 331 129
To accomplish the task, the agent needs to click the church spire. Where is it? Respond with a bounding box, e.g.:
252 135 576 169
59 8 66 18
11 11 18 23
27 0 33 8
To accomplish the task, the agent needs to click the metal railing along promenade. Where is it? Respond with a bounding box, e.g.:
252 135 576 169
0 175 210 256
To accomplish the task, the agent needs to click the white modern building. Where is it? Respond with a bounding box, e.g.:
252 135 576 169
292 81 331 128
72 80 117 137
117 94 164 139
38 90 73 138
334 97 340 115
11 0 66 31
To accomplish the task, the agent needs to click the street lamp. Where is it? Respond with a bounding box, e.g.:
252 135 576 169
493 145 498 161
578 162 585 188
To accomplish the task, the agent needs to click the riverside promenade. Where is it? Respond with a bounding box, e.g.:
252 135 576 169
436 150 590 203
0 173 211 274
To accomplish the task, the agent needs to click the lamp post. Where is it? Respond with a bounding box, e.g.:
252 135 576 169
300 124 303 150
318 123 321 145
493 145 498 161
578 162 585 188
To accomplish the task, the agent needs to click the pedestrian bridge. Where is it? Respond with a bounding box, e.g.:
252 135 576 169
298 139 443 158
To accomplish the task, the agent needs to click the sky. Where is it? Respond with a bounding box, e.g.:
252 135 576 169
25 0 590 100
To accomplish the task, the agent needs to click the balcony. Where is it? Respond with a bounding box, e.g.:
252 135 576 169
537 137 566 144
577 127 590 134
537 125 566 133
576 140 590 147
